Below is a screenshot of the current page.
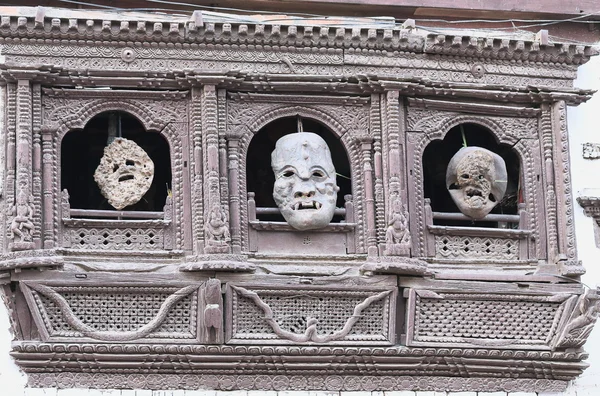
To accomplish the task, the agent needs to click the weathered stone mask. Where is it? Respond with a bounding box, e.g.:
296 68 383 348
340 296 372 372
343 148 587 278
271 132 339 230
445 146 507 220
94 138 154 210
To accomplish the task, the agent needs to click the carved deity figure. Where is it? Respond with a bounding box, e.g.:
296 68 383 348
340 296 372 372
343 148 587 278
94 138 154 210
386 197 411 246
446 146 507 220
10 191 34 244
205 205 230 244
271 132 339 231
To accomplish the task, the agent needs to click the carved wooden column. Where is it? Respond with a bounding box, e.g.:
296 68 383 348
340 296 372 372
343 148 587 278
41 128 55 249
191 87 205 254
358 136 377 256
550 101 582 275
227 134 242 254
9 79 35 251
202 84 230 254
382 91 410 256
540 104 557 263
371 94 386 252
31 83 42 249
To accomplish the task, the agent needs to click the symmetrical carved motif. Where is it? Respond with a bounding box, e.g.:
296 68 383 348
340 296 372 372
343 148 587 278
228 285 395 344
0 6 596 394
435 236 519 260
25 283 199 342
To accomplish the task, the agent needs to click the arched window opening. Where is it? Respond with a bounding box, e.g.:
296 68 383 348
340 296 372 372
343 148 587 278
61 111 172 212
422 123 520 228
246 116 351 223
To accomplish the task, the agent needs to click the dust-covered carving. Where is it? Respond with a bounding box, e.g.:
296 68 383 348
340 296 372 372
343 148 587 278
446 146 507 219
94 138 154 210
271 132 339 230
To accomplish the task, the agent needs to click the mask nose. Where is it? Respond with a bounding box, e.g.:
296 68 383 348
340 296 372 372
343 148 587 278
294 180 316 199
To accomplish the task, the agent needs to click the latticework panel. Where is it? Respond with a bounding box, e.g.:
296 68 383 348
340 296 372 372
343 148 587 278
230 287 393 343
69 228 164 250
435 235 519 260
33 286 197 340
414 295 562 344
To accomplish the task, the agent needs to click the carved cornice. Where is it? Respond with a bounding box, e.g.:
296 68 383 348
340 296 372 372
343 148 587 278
0 7 596 66
12 341 590 391
424 33 597 65
11 342 589 360
577 196 600 218
25 373 570 393
407 98 541 118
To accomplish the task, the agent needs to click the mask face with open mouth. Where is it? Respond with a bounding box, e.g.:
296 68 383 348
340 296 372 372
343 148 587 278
446 146 507 220
94 138 154 210
271 132 339 230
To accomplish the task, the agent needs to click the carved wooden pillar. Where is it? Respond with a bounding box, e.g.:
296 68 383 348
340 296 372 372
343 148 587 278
0 84 6 252
540 104 556 263
5 83 16 253
382 91 410 256
9 79 35 251
41 129 55 249
191 87 204 253
227 136 242 254
359 136 377 256
202 84 230 254
371 94 386 252
550 101 581 275
31 83 42 249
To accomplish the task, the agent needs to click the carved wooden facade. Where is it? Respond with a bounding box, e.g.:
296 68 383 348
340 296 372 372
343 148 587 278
0 6 599 393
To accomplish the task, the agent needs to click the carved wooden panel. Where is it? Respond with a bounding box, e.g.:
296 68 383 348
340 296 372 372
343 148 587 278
405 289 571 349
226 283 397 345
22 282 200 343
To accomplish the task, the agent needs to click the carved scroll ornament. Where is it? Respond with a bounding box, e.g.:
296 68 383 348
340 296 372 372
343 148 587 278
27 283 197 342
232 285 391 343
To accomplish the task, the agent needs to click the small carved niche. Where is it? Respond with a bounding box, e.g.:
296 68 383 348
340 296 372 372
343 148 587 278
61 111 172 212
246 116 351 223
422 123 520 228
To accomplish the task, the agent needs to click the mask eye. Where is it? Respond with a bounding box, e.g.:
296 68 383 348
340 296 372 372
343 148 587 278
312 170 325 178
282 170 295 178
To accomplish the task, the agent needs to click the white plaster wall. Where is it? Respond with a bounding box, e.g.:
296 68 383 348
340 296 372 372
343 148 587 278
1 44 600 396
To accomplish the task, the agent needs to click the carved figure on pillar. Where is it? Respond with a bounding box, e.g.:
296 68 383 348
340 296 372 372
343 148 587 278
271 132 339 231
9 190 35 250
385 194 411 255
205 204 230 246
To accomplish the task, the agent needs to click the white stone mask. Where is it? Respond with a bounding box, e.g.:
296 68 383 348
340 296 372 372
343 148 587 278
271 132 339 230
94 138 154 210
446 146 507 220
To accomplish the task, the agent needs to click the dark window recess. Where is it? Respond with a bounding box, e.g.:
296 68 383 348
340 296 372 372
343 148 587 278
246 116 352 222
61 111 172 211
422 123 521 227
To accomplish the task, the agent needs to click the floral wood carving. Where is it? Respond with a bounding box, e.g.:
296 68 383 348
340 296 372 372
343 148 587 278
231 285 391 343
